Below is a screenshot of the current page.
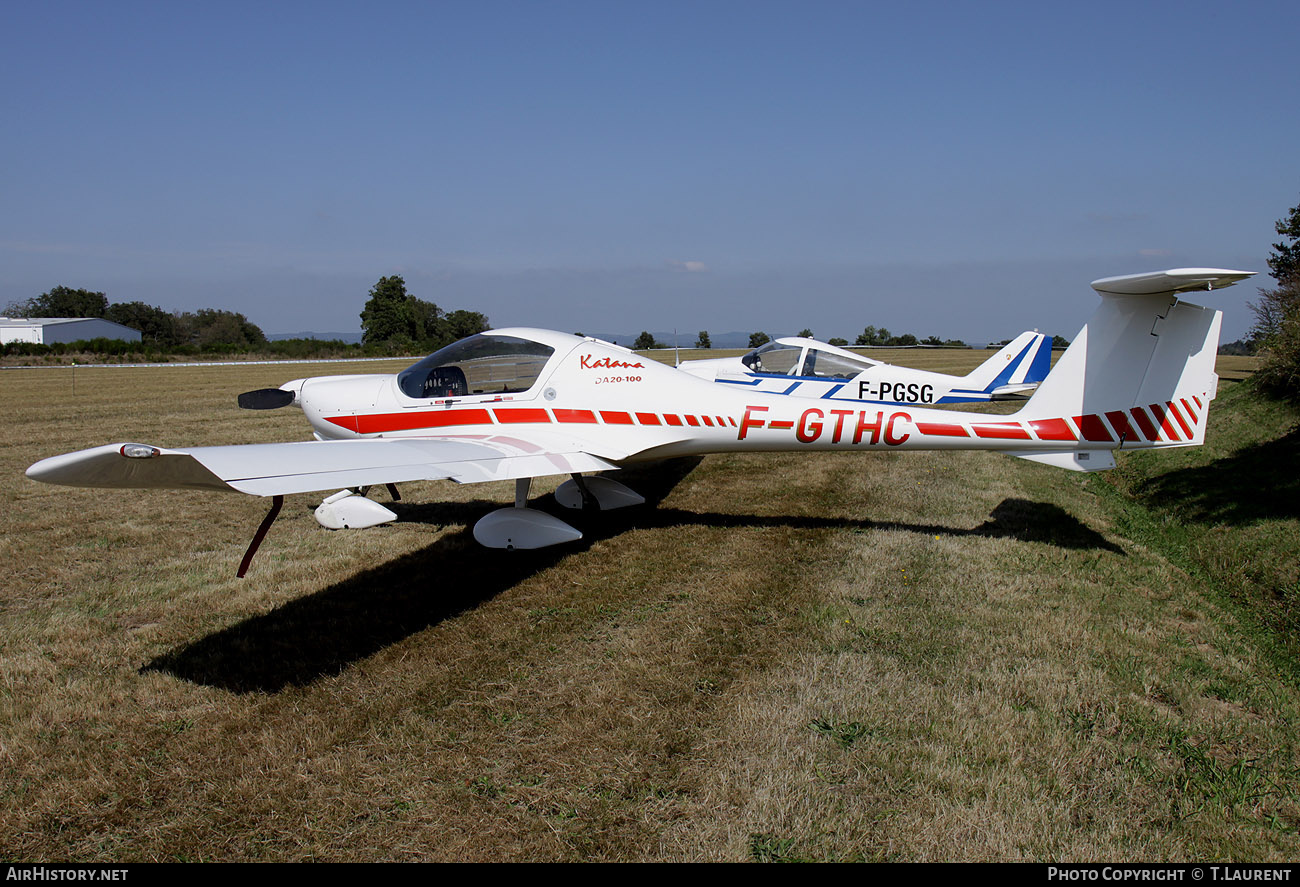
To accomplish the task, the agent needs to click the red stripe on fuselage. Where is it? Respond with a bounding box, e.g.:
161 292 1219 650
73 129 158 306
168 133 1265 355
493 408 550 424
971 423 1031 440
340 408 494 435
914 422 969 437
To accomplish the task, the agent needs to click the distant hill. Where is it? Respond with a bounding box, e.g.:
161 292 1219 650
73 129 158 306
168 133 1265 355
268 331 364 344
584 331 762 349
266 329 995 350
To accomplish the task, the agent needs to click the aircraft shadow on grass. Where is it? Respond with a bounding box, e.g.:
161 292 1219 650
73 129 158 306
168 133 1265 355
1128 427 1300 526
144 460 1121 693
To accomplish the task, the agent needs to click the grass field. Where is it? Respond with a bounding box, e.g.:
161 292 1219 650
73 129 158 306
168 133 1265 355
3 350 1299 862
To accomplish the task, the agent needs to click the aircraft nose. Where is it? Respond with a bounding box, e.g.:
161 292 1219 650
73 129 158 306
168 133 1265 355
296 375 389 438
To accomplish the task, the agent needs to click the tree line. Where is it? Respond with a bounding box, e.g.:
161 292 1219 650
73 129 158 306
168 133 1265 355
2 276 491 359
635 328 1005 351
5 286 267 349
1249 195 1300 398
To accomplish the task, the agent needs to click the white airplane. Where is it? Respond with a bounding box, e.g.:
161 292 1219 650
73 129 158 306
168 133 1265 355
678 331 1052 404
26 268 1249 574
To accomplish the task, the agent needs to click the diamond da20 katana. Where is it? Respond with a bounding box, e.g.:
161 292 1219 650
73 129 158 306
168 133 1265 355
26 268 1248 574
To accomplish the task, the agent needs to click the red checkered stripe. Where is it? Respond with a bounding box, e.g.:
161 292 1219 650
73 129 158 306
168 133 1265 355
326 408 741 435
913 394 1208 444
327 394 1208 444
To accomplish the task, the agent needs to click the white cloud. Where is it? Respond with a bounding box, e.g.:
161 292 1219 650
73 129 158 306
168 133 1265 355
666 260 709 273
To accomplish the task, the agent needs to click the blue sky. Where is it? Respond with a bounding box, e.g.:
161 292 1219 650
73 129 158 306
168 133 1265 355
2 0 1295 343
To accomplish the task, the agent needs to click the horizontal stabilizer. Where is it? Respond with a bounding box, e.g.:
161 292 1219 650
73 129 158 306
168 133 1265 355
1090 268 1254 298
1007 450 1116 472
990 382 1039 400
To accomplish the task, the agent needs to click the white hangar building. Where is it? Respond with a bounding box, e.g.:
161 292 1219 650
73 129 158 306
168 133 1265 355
0 317 143 345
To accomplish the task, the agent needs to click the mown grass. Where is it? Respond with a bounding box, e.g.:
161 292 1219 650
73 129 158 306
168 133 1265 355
2 352 1297 861
1099 377 1300 679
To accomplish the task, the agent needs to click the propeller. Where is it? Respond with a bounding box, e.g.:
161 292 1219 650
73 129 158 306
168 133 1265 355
238 388 295 410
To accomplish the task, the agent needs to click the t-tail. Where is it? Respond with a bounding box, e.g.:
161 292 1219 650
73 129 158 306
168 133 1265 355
956 330 1053 399
1006 268 1250 472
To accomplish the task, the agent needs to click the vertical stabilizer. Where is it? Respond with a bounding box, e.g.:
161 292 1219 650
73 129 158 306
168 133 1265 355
961 330 1052 395
1015 269 1247 456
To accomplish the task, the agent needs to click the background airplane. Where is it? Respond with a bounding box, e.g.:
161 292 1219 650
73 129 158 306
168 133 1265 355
678 331 1052 404
26 268 1249 570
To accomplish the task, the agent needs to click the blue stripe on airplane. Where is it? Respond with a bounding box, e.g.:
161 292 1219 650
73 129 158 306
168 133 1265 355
983 338 1039 393
1027 337 1052 383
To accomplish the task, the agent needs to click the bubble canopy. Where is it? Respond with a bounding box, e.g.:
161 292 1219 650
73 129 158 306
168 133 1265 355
741 339 877 379
397 334 556 399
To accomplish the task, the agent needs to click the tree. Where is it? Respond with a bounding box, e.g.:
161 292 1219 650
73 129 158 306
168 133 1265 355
174 309 265 348
748 331 770 348
695 330 711 349
1250 196 1300 399
105 301 179 346
854 326 899 346
1267 195 1300 285
1249 284 1298 346
895 333 917 346
358 275 493 352
634 331 664 350
360 275 422 346
410 296 445 344
798 328 813 338
358 275 454 348
827 337 848 347
444 309 490 341
7 286 109 318
1251 278 1300 398
1051 335 1070 349
1250 197 1300 350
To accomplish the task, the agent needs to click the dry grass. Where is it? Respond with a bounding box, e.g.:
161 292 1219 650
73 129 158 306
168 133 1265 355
1 353 1294 861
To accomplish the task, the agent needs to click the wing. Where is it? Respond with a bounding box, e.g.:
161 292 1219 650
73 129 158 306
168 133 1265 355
26 433 621 496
